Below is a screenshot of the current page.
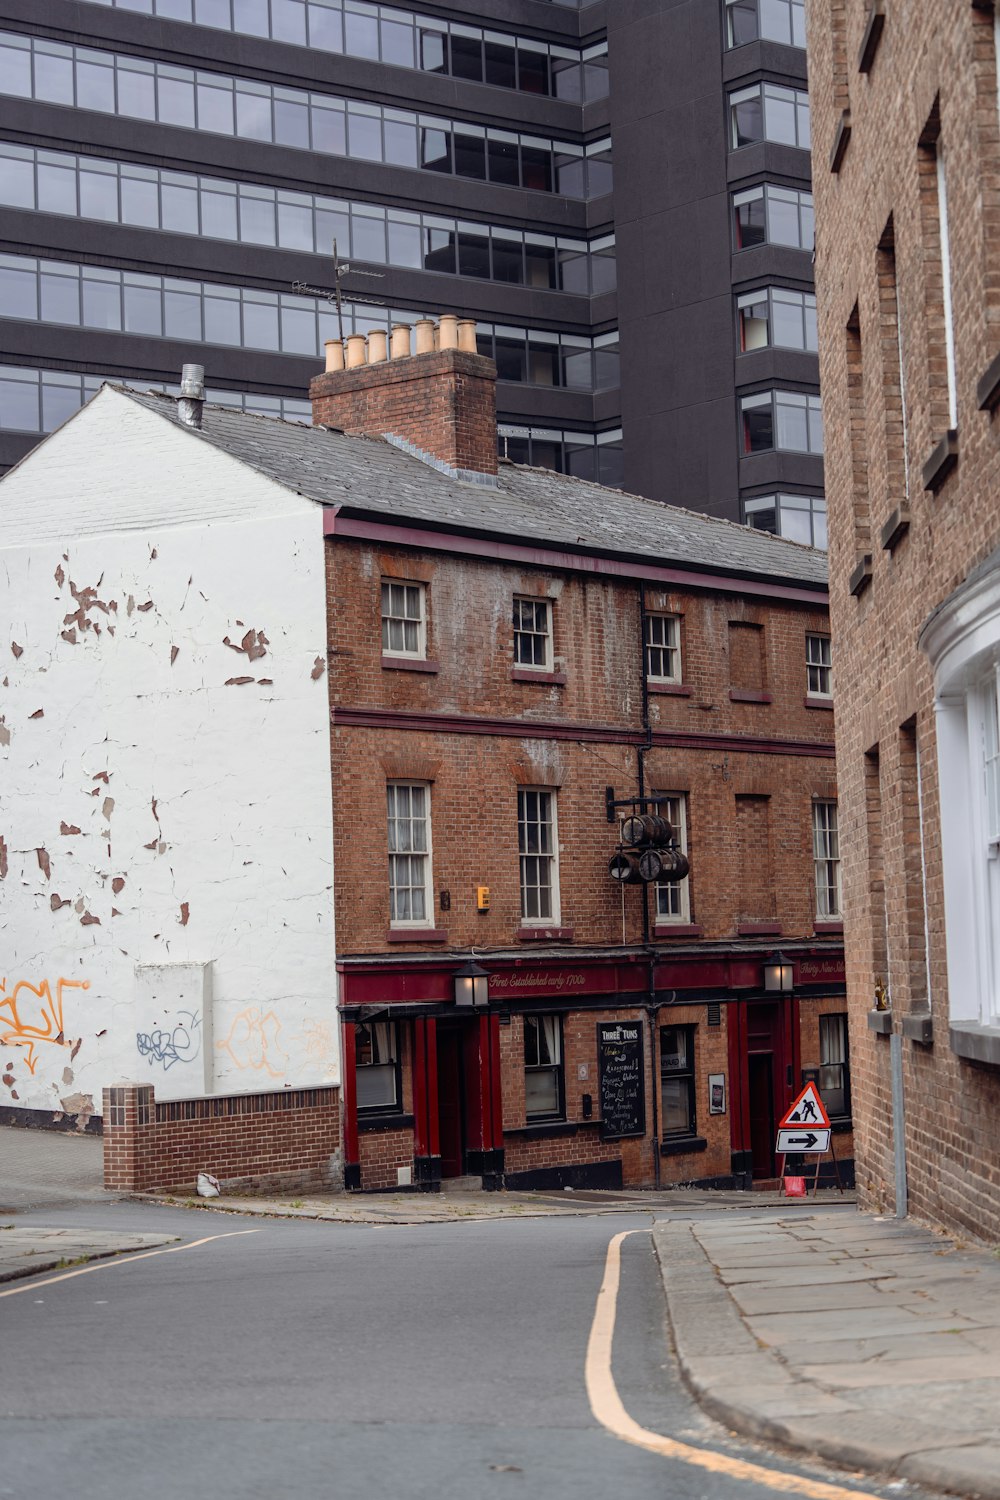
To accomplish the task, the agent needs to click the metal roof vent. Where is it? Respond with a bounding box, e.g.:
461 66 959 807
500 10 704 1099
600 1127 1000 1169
178 363 205 429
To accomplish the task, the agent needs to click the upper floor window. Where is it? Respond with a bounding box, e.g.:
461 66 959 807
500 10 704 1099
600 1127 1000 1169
734 184 814 251
655 793 690 925
499 425 624 490
381 581 425 658
513 597 553 670
387 782 431 926
726 0 806 49
729 83 810 151
518 788 559 924
738 287 817 353
744 492 827 548
741 390 824 455
806 634 832 697
661 1024 697 1138
819 1014 850 1119
355 1020 400 1111
812 800 841 918
524 1015 564 1120
645 613 681 683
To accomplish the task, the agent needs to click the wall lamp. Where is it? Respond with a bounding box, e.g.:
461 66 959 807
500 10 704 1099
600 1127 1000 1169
454 959 490 1008
763 951 795 993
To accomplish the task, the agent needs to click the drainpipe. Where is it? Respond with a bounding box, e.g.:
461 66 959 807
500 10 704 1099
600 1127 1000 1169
178 363 205 429
637 583 661 1188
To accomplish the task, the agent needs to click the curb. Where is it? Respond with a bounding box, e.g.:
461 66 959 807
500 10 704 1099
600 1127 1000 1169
651 1220 998 1500
0 1239 174 1285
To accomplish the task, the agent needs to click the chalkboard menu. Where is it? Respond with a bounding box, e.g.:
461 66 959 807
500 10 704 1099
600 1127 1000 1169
597 1021 645 1139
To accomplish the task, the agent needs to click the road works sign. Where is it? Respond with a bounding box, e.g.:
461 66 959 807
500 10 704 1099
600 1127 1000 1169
776 1127 831 1154
775 1083 832 1155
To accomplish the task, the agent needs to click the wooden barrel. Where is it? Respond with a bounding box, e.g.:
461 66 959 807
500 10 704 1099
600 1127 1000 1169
620 813 674 847
608 852 642 883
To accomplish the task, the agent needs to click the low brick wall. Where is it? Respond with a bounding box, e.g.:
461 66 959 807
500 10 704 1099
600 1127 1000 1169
103 1081 342 1194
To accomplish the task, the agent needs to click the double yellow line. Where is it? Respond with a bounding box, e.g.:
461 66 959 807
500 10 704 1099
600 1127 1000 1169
0 1229 261 1298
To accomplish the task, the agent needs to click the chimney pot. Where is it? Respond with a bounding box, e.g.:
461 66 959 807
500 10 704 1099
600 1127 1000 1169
324 338 345 373
437 314 459 351
413 319 436 355
345 333 367 369
367 329 388 364
178 362 205 429
457 319 478 354
390 323 412 360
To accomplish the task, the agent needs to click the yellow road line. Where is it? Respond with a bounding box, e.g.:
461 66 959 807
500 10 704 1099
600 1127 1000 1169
585 1229 883 1500
0 1229 261 1298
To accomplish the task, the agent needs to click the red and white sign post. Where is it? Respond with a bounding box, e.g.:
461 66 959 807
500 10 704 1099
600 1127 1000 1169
775 1084 843 1197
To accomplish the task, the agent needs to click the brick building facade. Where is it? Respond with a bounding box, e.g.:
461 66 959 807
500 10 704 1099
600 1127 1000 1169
808 0 1000 1238
314 323 850 1192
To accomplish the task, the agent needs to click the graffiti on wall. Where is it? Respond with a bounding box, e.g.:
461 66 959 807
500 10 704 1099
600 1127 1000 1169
217 1006 288 1078
0 976 90 1074
136 1010 201 1071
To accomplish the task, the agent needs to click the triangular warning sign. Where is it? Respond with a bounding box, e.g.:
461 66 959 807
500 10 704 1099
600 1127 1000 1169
779 1082 831 1130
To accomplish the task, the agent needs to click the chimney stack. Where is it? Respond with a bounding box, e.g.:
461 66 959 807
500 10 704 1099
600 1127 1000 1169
310 316 498 482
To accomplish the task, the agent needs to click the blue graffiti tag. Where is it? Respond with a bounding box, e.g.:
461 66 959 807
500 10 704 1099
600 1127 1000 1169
136 1011 201 1071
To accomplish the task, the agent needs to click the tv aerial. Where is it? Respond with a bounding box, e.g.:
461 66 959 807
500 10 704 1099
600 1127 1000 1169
291 238 386 342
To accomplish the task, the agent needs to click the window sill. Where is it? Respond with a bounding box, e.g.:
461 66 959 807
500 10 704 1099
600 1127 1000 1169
857 0 884 74
381 655 439 674
661 1135 707 1157
737 921 782 936
386 927 449 943
647 681 692 697
729 688 773 704
813 920 844 934
804 695 834 711
510 668 567 685
867 1008 893 1035
517 926 574 941
505 1120 577 1140
976 348 1000 411
830 108 852 173
653 923 704 939
880 503 911 551
902 1013 933 1046
358 1111 414 1133
849 554 873 597
922 428 958 493
950 1019 1000 1067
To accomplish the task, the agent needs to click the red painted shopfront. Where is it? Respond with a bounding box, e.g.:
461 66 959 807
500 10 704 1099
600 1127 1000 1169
338 947 850 1192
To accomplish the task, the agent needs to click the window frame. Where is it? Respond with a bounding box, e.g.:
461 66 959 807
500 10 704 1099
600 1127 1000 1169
812 799 842 920
654 792 691 925
381 578 427 659
660 1023 697 1139
386 780 433 928
725 0 806 49
512 595 553 671
732 183 815 252
518 786 560 926
818 1012 851 1121
523 1012 565 1121
644 612 682 684
743 492 827 549
806 634 832 698
355 1019 402 1113
737 285 817 354
741 389 824 456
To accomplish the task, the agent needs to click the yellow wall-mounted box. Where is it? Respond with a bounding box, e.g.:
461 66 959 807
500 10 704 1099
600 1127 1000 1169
476 885 490 911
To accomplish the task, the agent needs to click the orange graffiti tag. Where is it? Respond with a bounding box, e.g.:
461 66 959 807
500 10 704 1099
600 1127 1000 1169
0 977 90 1074
217 1006 288 1078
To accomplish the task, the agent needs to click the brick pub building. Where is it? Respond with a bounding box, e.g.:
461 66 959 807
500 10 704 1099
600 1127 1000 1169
313 319 850 1192
808 0 1000 1237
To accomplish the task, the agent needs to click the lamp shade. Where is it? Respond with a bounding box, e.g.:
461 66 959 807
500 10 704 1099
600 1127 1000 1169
454 959 489 1007
763 951 794 992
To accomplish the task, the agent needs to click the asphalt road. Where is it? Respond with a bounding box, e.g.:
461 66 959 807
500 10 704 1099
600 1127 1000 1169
0 1199 943 1500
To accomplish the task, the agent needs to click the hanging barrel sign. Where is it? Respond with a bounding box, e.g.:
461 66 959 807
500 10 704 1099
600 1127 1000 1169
597 1020 645 1139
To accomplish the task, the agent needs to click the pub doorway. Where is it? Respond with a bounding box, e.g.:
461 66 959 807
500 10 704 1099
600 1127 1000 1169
436 1023 467 1178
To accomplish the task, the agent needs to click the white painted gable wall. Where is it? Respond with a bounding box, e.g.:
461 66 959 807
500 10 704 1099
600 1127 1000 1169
0 389 338 1120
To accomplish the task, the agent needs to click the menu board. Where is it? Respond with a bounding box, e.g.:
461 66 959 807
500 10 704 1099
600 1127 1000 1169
597 1021 645 1139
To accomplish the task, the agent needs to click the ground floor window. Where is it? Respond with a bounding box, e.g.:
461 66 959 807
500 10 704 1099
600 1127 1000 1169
524 1014 564 1120
355 1020 400 1111
818 1013 850 1119
661 1024 697 1137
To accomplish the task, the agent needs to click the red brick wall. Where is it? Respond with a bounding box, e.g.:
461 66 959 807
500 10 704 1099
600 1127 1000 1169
358 1126 416 1191
310 349 497 476
102 1083 341 1194
808 0 1000 1237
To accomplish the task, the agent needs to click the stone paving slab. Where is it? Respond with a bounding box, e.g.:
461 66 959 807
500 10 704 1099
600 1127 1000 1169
654 1211 1000 1500
0 1226 176 1283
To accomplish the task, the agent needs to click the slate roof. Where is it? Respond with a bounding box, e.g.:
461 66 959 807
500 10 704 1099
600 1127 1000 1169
119 387 828 590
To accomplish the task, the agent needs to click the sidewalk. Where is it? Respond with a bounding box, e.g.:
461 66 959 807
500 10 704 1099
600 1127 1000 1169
654 1209 1000 1500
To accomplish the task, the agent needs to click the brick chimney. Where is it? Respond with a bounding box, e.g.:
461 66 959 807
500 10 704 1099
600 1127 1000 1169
309 315 498 481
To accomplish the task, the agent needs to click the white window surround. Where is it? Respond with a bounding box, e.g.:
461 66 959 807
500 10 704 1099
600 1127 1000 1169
806 633 832 697
645 613 682 683
935 142 959 430
386 780 432 926
919 551 1000 1056
513 596 553 671
654 792 690 924
518 786 560 925
812 799 841 919
381 580 426 658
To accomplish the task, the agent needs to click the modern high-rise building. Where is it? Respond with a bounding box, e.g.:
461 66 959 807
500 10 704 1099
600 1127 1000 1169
0 0 821 541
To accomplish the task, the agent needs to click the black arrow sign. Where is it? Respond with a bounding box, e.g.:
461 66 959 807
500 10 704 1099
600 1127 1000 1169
784 1133 819 1148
